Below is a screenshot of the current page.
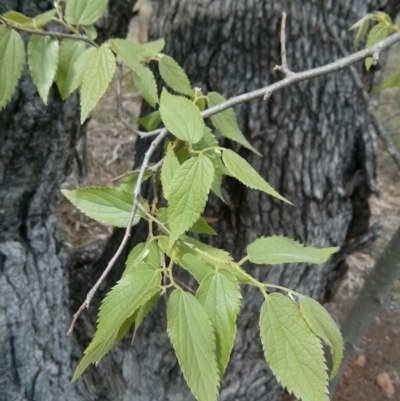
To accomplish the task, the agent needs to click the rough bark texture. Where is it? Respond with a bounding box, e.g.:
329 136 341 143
1 1 400 401
0 1 136 401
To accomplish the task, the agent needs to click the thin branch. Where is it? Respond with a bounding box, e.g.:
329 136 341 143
274 12 293 76
382 109 400 125
111 158 164 183
202 30 400 118
321 2 400 170
68 129 168 334
0 16 98 47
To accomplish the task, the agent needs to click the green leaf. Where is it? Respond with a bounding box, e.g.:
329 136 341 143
109 38 165 61
222 149 291 204
3 11 36 27
207 92 261 155
167 289 219 401
181 253 215 283
366 23 388 47
260 293 329 401
61 187 145 227
66 47 96 96
160 88 205 143
56 39 87 100
247 236 339 265
124 240 161 276
168 155 214 245
33 9 57 27
108 39 158 107
65 0 109 26
80 44 115 122
28 35 59 104
96 265 161 340
118 168 153 193
134 292 159 337
349 14 373 49
373 71 400 92
72 326 121 381
365 57 374 71
159 55 192 96
83 24 97 40
189 216 217 235
138 110 162 131
137 38 165 59
300 296 344 380
196 270 241 376
73 265 160 381
132 65 158 107
161 143 180 200
0 26 25 110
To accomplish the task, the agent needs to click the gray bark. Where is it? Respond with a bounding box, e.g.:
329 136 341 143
0 1 136 401
1 1 399 401
330 224 400 393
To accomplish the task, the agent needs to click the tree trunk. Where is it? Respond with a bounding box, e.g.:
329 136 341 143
0 1 136 401
1 1 400 401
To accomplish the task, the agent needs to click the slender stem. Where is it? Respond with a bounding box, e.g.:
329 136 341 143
237 255 249 266
0 15 98 47
201 30 400 118
68 129 168 334
264 283 303 298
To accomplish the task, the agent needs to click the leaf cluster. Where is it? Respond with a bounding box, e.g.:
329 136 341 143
0 2 347 401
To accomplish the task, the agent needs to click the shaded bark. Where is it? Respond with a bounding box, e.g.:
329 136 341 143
1 1 399 401
0 1 136 401
330 224 400 393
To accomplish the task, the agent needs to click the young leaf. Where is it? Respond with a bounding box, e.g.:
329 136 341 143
161 143 180 200
96 265 161 340
72 326 121 381
196 270 241 376
366 23 388 47
168 155 214 245
222 149 291 204
28 35 59 104
246 236 339 265
33 9 57 27
189 216 217 235
133 292 159 337
109 38 165 61
56 39 87 100
108 40 158 106
373 71 400 92
207 92 261 155
138 110 162 131
3 11 36 28
349 14 373 49
61 187 144 227
181 253 215 283
132 65 158 108
73 265 160 380
0 25 25 110
65 0 109 26
137 38 165 59
167 289 219 401
365 57 374 71
299 296 344 380
124 240 161 276
260 293 329 401
159 88 205 143
80 44 116 123
159 55 192 96
83 24 97 40
118 168 153 193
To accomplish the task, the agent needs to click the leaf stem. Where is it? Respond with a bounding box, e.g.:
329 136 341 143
237 255 249 266
264 283 303 298
0 15 98 47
